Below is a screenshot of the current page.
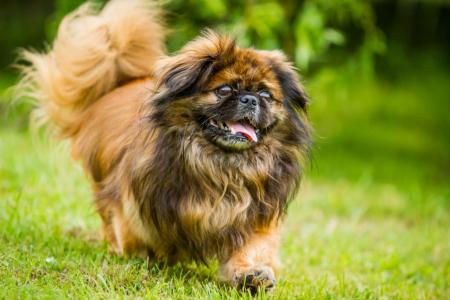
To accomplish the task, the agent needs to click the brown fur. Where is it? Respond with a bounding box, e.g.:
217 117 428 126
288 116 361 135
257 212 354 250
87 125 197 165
18 0 311 291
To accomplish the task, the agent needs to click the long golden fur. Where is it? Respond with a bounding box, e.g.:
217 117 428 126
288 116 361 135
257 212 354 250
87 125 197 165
18 0 311 292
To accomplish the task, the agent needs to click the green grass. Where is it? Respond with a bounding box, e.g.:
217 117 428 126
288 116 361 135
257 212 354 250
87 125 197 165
1 64 449 299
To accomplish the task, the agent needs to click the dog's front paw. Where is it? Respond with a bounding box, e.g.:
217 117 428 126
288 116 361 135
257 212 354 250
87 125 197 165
232 266 276 293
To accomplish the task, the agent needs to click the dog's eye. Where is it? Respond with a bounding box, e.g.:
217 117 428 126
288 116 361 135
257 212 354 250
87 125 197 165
216 85 233 97
258 90 272 101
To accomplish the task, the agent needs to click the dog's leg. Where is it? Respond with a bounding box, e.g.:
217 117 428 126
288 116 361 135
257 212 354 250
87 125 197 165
97 200 150 259
110 206 152 259
220 227 280 292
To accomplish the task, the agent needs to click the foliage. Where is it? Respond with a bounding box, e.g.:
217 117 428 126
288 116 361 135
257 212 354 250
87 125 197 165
47 0 385 76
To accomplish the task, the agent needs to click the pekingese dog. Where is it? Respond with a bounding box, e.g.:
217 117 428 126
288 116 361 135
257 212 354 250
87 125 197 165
19 0 311 292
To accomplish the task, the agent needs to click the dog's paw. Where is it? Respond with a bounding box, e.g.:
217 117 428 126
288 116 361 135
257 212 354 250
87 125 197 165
233 266 276 293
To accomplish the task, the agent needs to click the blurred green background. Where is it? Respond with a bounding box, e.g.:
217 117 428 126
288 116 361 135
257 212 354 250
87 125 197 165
0 0 449 299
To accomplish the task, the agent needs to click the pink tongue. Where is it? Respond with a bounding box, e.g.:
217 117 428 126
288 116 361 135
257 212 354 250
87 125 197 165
226 122 258 142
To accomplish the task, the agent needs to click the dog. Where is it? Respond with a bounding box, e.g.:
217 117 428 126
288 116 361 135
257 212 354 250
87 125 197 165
19 0 311 292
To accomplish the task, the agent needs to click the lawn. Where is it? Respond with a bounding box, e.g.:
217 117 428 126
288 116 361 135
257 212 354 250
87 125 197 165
0 63 449 299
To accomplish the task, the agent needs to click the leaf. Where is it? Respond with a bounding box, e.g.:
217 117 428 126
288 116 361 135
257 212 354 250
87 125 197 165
246 2 284 38
324 29 346 46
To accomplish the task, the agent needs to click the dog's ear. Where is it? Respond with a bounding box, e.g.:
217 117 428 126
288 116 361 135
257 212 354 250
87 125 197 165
261 51 309 112
156 30 235 101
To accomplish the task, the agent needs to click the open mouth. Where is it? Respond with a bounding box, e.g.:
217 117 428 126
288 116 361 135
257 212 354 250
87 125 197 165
197 115 263 151
197 114 277 151
207 119 259 143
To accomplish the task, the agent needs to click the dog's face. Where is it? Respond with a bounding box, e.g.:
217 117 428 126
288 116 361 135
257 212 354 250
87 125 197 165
197 55 286 151
152 31 308 152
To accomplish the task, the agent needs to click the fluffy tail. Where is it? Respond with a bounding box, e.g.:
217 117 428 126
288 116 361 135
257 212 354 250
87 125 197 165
18 0 165 137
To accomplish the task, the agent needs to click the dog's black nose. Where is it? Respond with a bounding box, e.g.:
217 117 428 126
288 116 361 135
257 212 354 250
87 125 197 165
239 94 259 107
